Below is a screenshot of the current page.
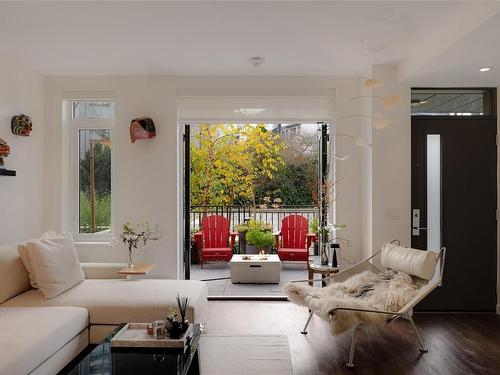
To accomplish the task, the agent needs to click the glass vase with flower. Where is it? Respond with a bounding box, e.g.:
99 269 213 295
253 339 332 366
115 222 162 268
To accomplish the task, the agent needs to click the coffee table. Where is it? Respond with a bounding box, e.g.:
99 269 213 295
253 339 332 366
59 324 201 375
229 254 281 284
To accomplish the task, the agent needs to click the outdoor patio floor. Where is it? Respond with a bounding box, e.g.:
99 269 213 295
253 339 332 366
191 262 315 296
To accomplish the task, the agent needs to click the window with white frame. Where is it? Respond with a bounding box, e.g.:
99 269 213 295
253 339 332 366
66 100 114 240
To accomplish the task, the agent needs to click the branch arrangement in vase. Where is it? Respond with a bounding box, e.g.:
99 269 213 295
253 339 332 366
116 222 162 268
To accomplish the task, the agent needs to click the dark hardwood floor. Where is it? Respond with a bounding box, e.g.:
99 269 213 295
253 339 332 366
205 301 500 375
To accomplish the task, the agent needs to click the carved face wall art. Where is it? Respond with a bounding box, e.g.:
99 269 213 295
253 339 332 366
0 138 10 168
130 117 156 143
11 114 33 136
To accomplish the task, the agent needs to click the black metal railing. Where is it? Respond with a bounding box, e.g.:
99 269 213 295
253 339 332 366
190 205 318 233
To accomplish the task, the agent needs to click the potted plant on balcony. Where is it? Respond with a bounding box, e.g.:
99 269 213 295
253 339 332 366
234 222 250 254
310 217 320 255
246 229 275 255
190 227 200 264
244 219 273 254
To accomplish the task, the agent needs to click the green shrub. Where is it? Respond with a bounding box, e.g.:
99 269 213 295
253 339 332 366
247 219 272 232
79 191 111 233
235 219 272 234
246 229 274 250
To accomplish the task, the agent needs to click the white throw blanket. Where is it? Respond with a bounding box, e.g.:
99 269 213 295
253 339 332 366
284 270 419 334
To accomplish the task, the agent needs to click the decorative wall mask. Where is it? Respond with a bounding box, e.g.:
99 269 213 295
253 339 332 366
130 117 156 143
11 114 33 136
0 138 11 169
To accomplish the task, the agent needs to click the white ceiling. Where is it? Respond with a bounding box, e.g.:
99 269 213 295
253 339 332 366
1 1 500 84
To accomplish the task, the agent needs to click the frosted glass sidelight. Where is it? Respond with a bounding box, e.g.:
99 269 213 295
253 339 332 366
426 134 441 251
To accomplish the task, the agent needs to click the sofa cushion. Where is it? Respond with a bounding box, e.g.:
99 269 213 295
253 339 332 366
0 306 88 375
1 279 208 325
18 231 60 289
17 244 38 289
381 243 438 280
0 242 30 304
26 235 85 298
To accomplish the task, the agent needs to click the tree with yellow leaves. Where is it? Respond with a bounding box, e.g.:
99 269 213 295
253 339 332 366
190 124 285 207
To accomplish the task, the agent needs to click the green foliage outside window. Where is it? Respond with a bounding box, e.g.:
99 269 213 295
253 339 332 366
79 192 111 233
79 139 111 233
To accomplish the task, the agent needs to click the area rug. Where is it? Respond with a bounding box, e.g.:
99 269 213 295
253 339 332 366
199 334 293 375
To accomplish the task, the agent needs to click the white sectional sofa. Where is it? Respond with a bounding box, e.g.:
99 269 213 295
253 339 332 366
0 240 208 375
0 307 89 375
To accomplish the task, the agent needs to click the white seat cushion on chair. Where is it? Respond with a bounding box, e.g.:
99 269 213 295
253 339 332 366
381 243 438 280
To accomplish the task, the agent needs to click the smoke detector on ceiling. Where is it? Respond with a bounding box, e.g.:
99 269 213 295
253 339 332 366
248 56 265 67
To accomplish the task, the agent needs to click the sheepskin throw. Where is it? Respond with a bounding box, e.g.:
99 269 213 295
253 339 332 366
284 270 419 334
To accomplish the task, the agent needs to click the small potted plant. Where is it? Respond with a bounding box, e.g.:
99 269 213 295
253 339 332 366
190 227 200 264
244 219 273 254
234 222 249 254
166 307 177 328
246 229 275 255
310 217 320 255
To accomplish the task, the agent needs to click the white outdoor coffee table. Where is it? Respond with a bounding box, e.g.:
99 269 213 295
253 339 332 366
230 254 281 284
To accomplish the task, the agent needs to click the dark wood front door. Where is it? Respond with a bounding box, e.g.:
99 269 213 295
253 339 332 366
412 116 497 311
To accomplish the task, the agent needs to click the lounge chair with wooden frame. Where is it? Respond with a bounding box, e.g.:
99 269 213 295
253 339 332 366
275 215 316 262
194 215 237 268
290 240 446 368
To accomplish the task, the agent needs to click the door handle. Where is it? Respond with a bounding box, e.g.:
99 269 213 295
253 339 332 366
412 209 427 236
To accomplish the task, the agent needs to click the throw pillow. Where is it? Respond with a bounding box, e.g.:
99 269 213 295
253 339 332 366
26 235 85 298
18 231 60 288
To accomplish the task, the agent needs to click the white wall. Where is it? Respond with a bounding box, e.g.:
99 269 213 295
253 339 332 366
0 54 45 243
44 76 369 278
370 66 411 256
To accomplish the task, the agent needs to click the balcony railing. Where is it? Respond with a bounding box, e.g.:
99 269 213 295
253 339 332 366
190 205 318 233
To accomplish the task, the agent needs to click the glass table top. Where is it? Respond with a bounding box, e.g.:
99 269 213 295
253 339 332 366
59 323 201 375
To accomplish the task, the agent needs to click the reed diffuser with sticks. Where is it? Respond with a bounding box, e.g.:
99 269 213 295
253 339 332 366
177 293 190 331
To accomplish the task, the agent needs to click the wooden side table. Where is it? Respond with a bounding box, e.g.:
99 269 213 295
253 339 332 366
308 259 339 286
118 263 155 280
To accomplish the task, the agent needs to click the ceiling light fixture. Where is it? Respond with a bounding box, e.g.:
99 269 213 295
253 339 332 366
248 56 265 67
479 67 491 72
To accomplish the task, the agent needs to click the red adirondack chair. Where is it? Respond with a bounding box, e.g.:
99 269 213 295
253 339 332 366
275 215 316 262
194 215 236 268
